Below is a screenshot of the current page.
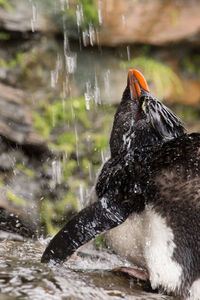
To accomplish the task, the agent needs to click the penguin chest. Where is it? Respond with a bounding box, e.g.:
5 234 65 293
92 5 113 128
144 206 182 293
104 205 183 294
104 210 147 268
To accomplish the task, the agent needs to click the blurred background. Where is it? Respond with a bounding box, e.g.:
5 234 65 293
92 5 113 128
0 0 200 238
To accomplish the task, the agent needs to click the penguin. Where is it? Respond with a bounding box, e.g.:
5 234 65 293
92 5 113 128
41 70 200 300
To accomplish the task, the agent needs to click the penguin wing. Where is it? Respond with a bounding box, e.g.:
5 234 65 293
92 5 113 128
145 98 185 141
41 196 133 263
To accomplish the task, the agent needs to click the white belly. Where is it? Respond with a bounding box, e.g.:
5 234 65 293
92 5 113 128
104 209 147 268
104 205 183 294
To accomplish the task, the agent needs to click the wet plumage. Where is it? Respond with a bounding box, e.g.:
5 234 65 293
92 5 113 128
110 69 185 157
41 69 200 300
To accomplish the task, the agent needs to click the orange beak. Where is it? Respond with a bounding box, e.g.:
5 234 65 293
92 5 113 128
127 69 150 99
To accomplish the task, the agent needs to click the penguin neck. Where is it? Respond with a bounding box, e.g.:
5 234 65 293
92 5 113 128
110 87 163 157
120 118 163 157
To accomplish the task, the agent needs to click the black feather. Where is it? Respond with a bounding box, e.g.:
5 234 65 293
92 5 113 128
144 96 185 141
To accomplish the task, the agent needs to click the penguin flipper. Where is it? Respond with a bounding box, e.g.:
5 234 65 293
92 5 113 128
41 196 132 264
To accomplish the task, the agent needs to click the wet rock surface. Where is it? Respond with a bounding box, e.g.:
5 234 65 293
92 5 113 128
0 239 179 300
0 0 56 33
99 0 200 46
0 82 46 148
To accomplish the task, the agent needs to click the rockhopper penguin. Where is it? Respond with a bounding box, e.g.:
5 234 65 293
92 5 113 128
41 70 200 300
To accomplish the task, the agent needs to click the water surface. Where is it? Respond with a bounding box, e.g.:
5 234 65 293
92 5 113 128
0 239 179 300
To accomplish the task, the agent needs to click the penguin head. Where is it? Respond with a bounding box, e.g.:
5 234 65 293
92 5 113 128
127 69 186 141
110 69 186 156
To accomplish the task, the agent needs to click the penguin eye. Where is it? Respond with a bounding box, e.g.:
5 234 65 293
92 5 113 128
136 112 141 120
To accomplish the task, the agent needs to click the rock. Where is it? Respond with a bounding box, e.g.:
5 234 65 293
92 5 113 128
0 82 47 150
0 152 16 171
0 207 37 238
165 77 200 106
98 0 200 46
0 230 24 241
0 0 56 33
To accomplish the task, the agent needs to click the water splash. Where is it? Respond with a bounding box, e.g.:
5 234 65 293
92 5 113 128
0 239 173 299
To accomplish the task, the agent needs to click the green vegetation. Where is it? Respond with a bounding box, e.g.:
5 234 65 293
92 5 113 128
170 9 179 27
181 55 200 78
94 235 106 249
16 164 35 179
173 104 200 122
121 55 183 98
34 97 114 235
47 0 99 39
40 185 80 235
64 0 98 28
6 190 28 207
0 31 10 40
79 0 99 28
0 51 24 70
0 0 13 11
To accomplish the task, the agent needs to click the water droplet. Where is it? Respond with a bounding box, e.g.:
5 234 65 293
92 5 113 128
94 74 101 105
82 29 89 47
98 0 103 24
101 150 105 164
134 183 142 194
127 45 131 61
84 81 93 110
65 53 77 74
30 2 37 32
50 54 61 88
51 159 62 188
104 69 110 97
76 4 84 27
74 125 79 165
78 184 85 209
89 23 95 46
64 32 70 54
88 163 92 180
122 14 126 27
60 0 69 10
